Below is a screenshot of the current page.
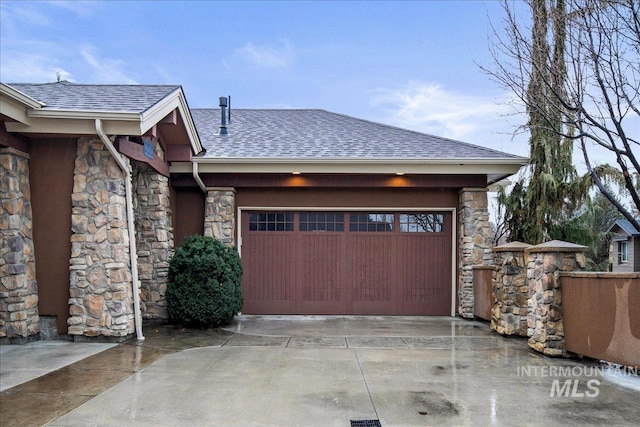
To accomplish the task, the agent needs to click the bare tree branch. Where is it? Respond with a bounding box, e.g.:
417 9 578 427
484 0 640 234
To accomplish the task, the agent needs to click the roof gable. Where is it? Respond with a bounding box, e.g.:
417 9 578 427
8 82 180 113
1 82 202 155
608 219 640 237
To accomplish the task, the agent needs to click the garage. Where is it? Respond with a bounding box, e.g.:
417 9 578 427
183 107 526 319
240 210 453 315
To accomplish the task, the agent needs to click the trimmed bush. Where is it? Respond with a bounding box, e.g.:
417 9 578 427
166 235 243 327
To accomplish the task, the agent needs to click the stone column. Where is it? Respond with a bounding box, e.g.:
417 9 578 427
526 240 588 356
0 148 39 342
132 162 174 321
67 138 134 340
458 188 492 318
204 187 236 246
491 241 531 336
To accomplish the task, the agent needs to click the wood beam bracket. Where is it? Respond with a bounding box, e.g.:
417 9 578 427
117 136 170 177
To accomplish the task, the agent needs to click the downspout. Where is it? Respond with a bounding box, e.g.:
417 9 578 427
95 119 145 341
192 161 207 193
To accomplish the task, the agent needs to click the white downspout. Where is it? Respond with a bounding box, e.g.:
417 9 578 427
95 119 145 341
192 161 207 193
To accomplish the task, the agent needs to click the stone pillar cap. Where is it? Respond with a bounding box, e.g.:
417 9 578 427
525 239 589 253
493 241 531 252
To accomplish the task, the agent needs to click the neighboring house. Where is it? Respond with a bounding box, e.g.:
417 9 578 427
607 219 640 272
0 82 527 342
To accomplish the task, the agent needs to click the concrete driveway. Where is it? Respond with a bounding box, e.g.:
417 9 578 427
1 316 639 426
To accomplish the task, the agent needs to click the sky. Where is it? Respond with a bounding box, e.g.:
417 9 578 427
0 0 531 158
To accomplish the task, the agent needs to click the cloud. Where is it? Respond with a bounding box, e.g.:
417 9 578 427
234 39 295 69
0 40 138 85
0 0 95 30
80 46 138 84
0 47 74 83
369 80 528 154
49 1 96 19
152 63 174 84
0 2 50 27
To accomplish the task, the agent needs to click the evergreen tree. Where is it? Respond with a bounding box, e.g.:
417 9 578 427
497 0 589 244
487 0 640 238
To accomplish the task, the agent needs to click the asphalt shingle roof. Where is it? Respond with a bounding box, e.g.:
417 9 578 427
192 108 524 160
5 82 525 162
8 82 180 113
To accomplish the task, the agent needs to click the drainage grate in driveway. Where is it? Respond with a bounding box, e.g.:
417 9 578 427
350 420 382 427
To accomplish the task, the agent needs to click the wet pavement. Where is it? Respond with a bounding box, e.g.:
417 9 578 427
1 316 639 426
0 341 116 392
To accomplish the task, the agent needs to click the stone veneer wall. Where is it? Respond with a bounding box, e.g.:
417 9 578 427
526 242 588 356
132 162 173 320
491 242 531 336
67 138 134 339
0 148 39 341
204 188 236 246
458 188 493 318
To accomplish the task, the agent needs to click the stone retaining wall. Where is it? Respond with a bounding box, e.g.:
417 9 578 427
67 138 134 339
526 241 588 356
0 147 39 341
491 242 530 336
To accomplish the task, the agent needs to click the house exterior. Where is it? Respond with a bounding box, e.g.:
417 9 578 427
608 219 640 272
1 82 527 342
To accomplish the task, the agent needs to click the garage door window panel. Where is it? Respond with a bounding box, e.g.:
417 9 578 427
299 212 344 232
249 212 294 231
349 213 395 232
400 213 444 233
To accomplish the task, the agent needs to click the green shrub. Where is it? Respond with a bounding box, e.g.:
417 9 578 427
166 235 243 327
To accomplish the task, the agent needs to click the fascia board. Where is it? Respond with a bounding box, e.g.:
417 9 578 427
178 96 204 155
140 88 203 155
139 88 181 132
0 97 32 125
193 157 528 165
27 109 141 121
0 83 44 109
190 157 527 175
5 116 143 135
176 90 204 154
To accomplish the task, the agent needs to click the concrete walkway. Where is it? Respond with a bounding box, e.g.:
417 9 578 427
0 341 117 392
1 316 639 426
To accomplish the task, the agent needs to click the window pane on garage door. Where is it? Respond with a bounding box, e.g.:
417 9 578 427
299 212 344 232
349 213 395 232
249 212 294 231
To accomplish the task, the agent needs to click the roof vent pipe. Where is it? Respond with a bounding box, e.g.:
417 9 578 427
218 96 228 135
227 95 231 124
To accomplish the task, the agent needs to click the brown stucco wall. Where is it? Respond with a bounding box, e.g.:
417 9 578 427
171 186 205 246
563 272 640 367
29 138 77 334
236 187 458 209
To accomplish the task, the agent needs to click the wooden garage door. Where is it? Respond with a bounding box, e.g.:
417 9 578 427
241 211 452 315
